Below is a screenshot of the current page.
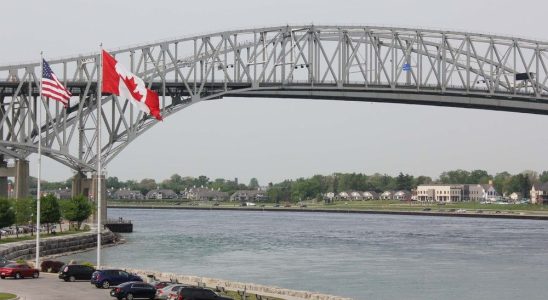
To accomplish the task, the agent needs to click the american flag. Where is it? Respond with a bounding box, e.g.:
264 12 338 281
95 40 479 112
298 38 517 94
41 59 71 107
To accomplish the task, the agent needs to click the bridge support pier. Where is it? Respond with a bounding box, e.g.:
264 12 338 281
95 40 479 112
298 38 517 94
90 174 107 225
14 159 29 199
0 156 7 198
0 158 29 199
71 171 91 198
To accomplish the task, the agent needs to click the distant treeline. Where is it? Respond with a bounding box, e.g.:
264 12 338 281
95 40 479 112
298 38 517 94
30 169 548 202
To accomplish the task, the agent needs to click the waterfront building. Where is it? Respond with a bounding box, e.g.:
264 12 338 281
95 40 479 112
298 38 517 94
469 182 498 202
380 191 394 200
184 187 229 201
417 182 498 202
509 192 523 203
350 191 363 200
337 191 351 200
44 187 72 200
362 191 378 200
145 189 178 200
530 182 548 204
416 184 468 202
393 190 412 201
113 188 144 200
230 190 268 202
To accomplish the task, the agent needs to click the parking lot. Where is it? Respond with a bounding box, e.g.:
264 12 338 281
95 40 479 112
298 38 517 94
0 272 113 300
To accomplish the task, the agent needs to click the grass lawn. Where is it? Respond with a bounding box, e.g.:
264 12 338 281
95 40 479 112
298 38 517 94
0 293 17 300
0 229 90 244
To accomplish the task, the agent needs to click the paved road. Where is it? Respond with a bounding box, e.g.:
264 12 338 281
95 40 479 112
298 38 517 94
0 272 113 300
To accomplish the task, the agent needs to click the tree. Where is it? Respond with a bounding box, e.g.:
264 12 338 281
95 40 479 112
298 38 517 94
138 178 157 194
62 196 92 230
539 171 548 184
248 178 259 189
396 172 414 191
0 199 15 239
14 198 34 238
40 194 61 233
106 177 121 189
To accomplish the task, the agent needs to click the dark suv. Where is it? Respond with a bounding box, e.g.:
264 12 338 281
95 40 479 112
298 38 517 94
91 269 142 288
110 281 156 300
59 264 96 282
176 287 232 300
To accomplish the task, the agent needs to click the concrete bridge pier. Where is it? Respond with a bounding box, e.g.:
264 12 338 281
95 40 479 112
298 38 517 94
14 159 29 199
90 174 107 224
0 157 29 199
71 171 91 198
0 156 8 198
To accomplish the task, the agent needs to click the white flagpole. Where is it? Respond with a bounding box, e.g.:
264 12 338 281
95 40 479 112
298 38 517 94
35 53 43 269
96 45 103 269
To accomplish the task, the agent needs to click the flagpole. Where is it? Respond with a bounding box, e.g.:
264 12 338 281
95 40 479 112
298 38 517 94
35 53 43 269
96 44 103 269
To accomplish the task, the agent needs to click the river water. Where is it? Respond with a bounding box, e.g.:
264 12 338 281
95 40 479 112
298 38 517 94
61 208 548 300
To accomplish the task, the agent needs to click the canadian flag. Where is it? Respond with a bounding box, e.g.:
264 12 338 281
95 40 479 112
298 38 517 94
102 50 162 120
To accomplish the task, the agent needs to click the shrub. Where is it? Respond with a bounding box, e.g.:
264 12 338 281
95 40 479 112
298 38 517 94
82 261 95 268
40 260 65 273
15 258 26 264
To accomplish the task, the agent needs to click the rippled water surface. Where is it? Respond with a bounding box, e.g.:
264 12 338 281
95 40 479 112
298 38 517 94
63 208 548 299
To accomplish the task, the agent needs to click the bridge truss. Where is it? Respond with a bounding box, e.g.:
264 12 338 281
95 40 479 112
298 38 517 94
1 25 548 173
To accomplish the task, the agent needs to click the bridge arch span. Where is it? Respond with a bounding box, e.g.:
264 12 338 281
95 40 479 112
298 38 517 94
0 24 547 172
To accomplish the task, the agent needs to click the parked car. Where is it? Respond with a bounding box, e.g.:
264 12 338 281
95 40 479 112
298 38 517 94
0 263 40 279
0 256 11 267
109 281 156 300
174 287 233 300
91 269 142 288
59 264 96 282
156 284 186 300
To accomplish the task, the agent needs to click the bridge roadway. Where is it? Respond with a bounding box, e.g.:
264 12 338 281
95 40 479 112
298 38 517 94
2 81 548 115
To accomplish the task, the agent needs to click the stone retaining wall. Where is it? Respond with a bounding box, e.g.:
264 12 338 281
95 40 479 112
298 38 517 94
0 230 117 261
116 267 351 300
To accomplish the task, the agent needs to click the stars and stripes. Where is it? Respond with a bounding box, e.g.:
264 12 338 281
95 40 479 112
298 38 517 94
41 59 71 107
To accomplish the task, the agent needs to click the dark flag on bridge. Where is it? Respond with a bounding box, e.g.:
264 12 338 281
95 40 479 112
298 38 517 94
41 59 72 107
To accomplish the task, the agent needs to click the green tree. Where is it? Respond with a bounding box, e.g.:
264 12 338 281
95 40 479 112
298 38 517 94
138 178 157 194
0 199 15 239
539 171 548 184
396 172 414 191
14 198 34 238
40 194 61 233
106 177 121 189
62 195 92 230
248 178 259 189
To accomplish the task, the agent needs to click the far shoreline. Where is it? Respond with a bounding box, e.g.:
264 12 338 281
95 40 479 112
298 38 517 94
106 205 548 220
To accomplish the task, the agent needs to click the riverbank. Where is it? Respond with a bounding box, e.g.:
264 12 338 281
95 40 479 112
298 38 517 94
0 230 119 261
115 267 351 300
107 203 548 220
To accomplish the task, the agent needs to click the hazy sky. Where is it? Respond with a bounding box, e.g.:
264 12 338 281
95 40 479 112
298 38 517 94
1 0 548 185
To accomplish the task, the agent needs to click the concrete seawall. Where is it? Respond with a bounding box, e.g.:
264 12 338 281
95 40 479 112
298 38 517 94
0 230 117 261
108 205 548 220
115 267 351 300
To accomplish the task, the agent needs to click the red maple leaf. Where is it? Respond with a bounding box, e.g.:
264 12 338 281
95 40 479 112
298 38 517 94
121 76 144 101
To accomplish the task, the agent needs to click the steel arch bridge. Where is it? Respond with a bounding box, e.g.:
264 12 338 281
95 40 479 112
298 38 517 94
1 24 548 176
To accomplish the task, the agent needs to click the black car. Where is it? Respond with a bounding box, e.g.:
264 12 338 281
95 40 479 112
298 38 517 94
58 264 96 282
175 287 232 300
110 281 156 300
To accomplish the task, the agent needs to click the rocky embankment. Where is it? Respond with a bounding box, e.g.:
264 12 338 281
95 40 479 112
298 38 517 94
117 267 352 300
0 230 117 261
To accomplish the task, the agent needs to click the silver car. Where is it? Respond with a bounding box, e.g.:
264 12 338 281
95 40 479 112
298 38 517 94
156 284 187 300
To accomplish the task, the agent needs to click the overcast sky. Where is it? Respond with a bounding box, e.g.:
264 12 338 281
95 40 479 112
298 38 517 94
1 0 548 185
